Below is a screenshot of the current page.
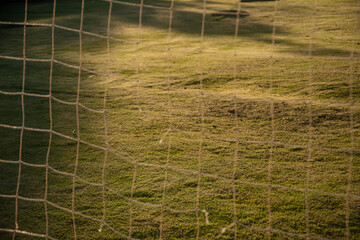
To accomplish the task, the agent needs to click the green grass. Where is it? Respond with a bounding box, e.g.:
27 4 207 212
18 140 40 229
0 0 360 239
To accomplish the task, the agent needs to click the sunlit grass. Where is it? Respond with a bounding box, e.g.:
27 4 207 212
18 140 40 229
0 0 360 239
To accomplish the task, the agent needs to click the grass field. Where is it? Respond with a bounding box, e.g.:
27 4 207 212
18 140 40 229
0 0 360 239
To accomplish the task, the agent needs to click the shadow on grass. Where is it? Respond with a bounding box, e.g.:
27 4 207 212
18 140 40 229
0 0 356 58
241 0 275 2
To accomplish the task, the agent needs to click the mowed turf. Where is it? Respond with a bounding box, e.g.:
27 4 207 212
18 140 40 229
0 0 360 239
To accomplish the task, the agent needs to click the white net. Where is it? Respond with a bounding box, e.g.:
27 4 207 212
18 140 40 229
0 0 359 239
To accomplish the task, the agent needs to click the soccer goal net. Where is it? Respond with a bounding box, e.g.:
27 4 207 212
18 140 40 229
0 0 359 239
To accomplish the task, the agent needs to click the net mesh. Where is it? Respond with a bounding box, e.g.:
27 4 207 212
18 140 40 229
0 0 359 239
